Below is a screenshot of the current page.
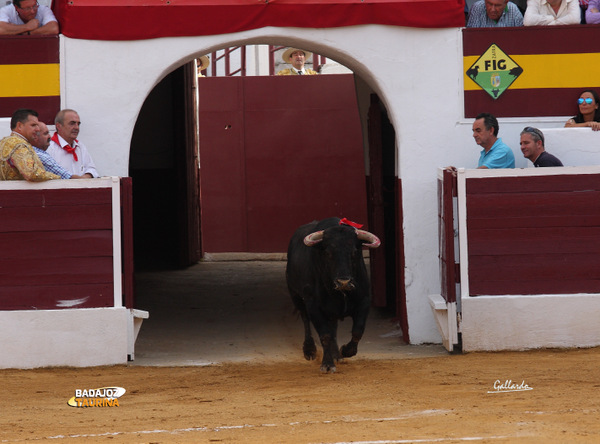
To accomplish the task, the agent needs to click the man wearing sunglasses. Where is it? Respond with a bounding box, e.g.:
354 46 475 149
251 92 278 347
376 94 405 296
520 127 563 168
472 112 515 169
0 1 58 35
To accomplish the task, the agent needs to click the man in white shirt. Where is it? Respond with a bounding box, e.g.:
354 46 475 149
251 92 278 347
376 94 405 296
0 0 59 35
47 109 99 178
524 0 580 25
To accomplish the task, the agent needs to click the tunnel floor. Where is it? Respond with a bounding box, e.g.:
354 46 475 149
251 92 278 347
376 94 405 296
130 260 446 366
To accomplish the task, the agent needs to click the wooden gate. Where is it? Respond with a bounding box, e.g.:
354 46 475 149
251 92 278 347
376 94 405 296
429 167 460 351
197 74 368 253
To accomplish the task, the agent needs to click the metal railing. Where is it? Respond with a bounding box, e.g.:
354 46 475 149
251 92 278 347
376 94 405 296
201 45 326 77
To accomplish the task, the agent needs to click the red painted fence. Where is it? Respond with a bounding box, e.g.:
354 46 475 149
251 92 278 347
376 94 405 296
0 178 132 311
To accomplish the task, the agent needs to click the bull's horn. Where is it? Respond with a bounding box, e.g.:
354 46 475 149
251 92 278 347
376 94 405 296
356 230 381 248
304 230 325 246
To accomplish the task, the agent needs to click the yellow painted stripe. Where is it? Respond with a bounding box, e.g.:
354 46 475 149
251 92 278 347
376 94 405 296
464 53 600 90
0 64 60 97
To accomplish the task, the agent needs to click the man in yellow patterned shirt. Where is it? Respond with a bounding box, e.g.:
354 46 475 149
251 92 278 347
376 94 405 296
0 109 59 181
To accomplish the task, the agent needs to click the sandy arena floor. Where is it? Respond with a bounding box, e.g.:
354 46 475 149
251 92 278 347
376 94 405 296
1 262 599 443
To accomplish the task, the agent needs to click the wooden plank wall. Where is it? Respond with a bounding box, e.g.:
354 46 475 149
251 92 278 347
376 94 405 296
439 169 457 303
198 74 368 253
466 174 600 296
0 187 115 310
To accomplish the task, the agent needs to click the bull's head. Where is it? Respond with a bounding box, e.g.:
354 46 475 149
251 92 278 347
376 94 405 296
303 229 381 248
303 227 380 292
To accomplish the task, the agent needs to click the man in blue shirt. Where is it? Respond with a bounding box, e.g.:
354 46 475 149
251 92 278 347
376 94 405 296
472 113 515 169
32 122 86 179
467 0 524 27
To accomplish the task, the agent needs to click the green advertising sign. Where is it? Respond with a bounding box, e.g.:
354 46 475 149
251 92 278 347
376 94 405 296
466 44 522 100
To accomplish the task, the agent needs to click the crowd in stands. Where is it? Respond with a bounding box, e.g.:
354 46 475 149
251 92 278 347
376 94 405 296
466 0 600 27
0 108 98 182
470 90 600 170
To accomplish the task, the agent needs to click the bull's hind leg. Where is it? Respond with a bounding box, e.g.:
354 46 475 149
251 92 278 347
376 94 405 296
301 312 317 361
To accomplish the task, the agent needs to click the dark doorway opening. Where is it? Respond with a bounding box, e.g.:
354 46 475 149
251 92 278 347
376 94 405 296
129 64 200 270
367 94 407 342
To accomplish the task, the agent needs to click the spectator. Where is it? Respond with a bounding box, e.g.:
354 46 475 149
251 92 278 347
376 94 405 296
520 127 563 167
472 112 515 169
512 0 528 14
47 109 99 178
31 121 87 179
580 0 589 22
0 0 59 35
197 55 210 77
276 48 318 76
586 0 600 23
467 0 524 27
523 0 580 25
0 109 60 181
565 90 600 131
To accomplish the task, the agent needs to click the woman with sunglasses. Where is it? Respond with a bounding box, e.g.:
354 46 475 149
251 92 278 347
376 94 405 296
565 90 600 131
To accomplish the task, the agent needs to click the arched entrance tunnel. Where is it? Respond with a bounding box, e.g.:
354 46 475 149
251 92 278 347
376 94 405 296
128 48 420 364
131 261 433 366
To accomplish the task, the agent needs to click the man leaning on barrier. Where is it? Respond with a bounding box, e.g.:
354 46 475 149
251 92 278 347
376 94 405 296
0 109 60 181
0 0 59 36
520 127 563 167
472 112 516 169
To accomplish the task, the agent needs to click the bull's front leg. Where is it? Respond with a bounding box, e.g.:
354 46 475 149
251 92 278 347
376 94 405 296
308 306 340 372
340 297 370 358
318 328 340 373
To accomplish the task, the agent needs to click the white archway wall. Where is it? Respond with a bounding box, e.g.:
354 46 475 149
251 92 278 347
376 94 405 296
59 26 465 344
58 26 580 344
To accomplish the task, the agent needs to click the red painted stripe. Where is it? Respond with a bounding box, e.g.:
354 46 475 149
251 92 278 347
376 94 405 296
470 278 600 296
466 174 600 194
468 227 600 255
466 192 600 220
464 88 586 118
0 188 112 208
0 206 113 232
463 25 600 56
0 35 59 64
0 231 114 259
0 96 60 124
467 214 600 230
0 257 113 286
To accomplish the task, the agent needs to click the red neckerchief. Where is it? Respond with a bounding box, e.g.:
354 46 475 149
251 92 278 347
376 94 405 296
51 133 78 161
339 218 363 228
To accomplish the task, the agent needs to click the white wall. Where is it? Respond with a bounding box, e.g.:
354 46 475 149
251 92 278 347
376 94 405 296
0 308 129 368
55 26 600 345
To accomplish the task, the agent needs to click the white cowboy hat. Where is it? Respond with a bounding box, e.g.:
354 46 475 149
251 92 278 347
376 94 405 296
197 55 210 71
282 48 312 63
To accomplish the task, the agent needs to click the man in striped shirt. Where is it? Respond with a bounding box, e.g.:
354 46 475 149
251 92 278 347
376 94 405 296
467 0 524 27
32 122 87 179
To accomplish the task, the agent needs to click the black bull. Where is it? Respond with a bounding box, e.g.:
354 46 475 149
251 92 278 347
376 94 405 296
286 218 381 372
